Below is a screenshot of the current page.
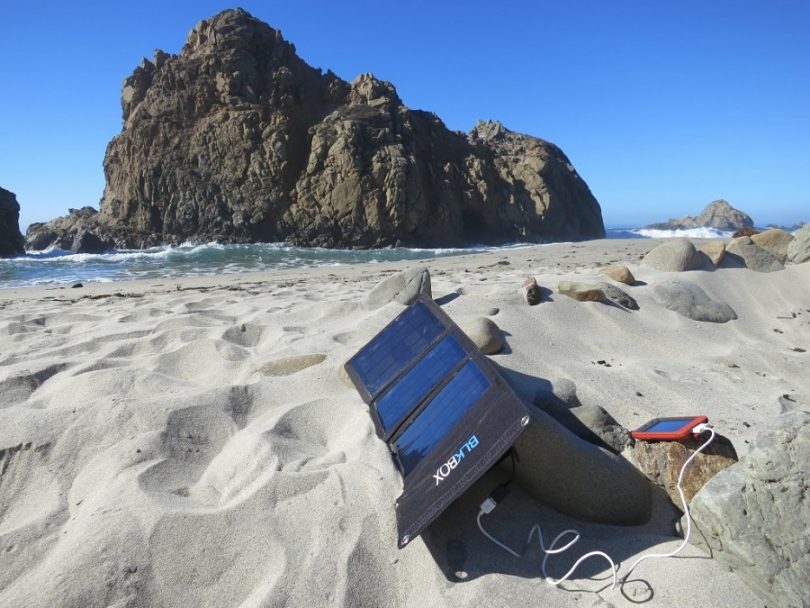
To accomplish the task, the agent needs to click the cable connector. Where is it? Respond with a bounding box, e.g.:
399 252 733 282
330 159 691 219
692 422 714 435
479 482 512 515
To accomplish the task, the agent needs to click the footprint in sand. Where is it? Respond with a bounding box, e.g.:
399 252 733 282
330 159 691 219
221 324 263 348
259 354 327 376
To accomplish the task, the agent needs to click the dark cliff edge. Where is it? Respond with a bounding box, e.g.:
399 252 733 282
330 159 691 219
27 8 605 251
0 187 25 257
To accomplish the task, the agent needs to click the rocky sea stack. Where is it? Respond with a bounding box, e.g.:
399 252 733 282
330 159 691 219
27 8 604 250
0 187 25 258
648 199 754 232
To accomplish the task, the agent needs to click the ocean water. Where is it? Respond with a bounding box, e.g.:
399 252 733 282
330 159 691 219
0 227 737 289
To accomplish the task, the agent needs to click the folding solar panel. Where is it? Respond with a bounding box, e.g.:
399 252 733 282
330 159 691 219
345 296 530 548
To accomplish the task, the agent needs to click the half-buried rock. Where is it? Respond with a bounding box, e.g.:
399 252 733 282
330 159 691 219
751 228 794 264
557 281 605 302
600 264 636 285
724 236 784 272
598 282 639 310
699 240 726 267
364 267 431 310
461 316 505 355
652 280 737 323
642 238 703 271
633 433 738 505
510 404 651 524
786 223 810 265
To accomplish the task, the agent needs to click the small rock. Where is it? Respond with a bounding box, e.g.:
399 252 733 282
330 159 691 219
633 431 738 505
598 282 639 310
652 280 737 323
522 276 541 305
642 238 703 272
786 223 810 265
600 265 635 285
751 229 794 263
557 281 606 302
71 282 83 289
699 240 726 267
364 267 431 310
461 317 504 355
724 236 784 272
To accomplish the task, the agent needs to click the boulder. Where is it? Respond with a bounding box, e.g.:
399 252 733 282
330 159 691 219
648 200 754 232
600 264 635 285
652 280 737 323
787 223 810 265
642 238 703 271
71 231 109 254
461 317 504 355
0 187 25 257
687 411 810 608
724 236 784 272
598 282 639 310
363 267 431 310
751 229 793 263
557 281 605 302
41 8 605 250
699 240 725 267
633 432 738 505
26 207 118 251
511 404 651 525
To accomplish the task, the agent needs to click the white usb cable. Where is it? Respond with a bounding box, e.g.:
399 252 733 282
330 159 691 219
477 423 717 590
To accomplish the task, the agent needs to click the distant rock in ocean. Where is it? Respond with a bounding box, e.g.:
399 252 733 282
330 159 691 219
648 199 754 232
0 187 25 258
27 9 604 251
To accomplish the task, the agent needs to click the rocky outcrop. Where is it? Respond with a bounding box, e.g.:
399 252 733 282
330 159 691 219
649 199 754 232
0 187 25 257
29 9 604 250
688 411 810 608
26 207 115 253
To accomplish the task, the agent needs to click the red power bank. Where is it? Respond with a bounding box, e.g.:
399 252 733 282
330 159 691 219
631 415 709 441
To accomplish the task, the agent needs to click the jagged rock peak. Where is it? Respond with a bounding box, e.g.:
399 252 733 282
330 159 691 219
349 73 402 107
182 8 288 57
470 119 508 141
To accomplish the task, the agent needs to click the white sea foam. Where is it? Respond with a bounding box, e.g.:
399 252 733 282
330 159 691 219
632 227 734 239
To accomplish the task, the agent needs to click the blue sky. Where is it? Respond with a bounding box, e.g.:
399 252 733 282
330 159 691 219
1 0 808 232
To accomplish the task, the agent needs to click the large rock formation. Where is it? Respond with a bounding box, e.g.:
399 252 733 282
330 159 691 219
0 187 25 257
27 9 604 250
649 199 754 232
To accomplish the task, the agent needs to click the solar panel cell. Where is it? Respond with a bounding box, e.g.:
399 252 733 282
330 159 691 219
375 335 466 434
394 360 491 475
349 300 444 398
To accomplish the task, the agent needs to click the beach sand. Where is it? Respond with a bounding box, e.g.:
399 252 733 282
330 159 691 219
1 238 807 607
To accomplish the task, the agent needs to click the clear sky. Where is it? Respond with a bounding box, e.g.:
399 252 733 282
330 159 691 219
1 0 808 232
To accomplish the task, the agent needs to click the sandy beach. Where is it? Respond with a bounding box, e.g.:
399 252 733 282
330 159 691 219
1 237 808 607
